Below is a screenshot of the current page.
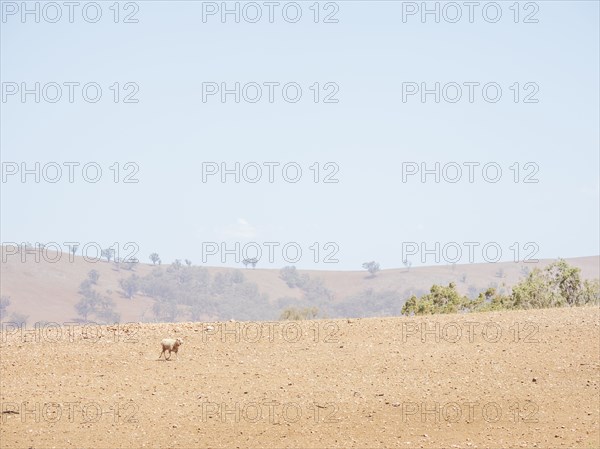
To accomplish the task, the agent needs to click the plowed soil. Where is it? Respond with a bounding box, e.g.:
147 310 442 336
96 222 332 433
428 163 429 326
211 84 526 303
1 307 599 448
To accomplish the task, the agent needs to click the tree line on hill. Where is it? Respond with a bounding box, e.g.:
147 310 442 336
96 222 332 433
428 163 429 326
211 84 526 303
1 256 597 326
401 259 599 315
64 258 599 324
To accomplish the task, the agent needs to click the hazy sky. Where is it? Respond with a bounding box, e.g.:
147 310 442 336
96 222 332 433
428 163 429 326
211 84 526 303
1 1 599 270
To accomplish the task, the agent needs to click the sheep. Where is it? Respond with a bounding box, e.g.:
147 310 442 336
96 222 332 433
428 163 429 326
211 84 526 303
158 338 183 360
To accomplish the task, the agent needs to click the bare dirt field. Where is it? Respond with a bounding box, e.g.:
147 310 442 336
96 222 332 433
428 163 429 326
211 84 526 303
1 306 599 448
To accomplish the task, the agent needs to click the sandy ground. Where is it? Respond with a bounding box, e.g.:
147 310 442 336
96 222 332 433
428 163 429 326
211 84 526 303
1 306 599 448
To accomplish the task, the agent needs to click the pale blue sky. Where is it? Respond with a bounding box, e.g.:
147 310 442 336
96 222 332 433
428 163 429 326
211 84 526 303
1 1 599 270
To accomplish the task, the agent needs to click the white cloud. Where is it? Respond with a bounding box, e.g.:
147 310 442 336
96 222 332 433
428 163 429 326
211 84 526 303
216 218 258 240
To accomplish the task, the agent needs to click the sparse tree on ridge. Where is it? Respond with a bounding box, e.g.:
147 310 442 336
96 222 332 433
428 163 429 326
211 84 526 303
243 258 258 269
362 261 380 278
150 253 160 265
101 248 115 263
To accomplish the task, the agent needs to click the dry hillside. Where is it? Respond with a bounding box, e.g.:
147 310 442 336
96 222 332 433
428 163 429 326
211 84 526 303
0 246 598 324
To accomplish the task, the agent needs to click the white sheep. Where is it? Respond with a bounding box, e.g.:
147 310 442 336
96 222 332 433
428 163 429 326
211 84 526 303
158 338 183 360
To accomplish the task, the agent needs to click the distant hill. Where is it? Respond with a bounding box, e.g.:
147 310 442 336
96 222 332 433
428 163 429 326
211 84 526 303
1 246 598 324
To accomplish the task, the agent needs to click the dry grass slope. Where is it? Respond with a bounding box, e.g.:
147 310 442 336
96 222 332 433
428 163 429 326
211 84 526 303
1 245 598 324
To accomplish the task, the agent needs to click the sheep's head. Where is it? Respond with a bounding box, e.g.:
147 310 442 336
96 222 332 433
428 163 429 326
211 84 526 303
175 338 183 346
